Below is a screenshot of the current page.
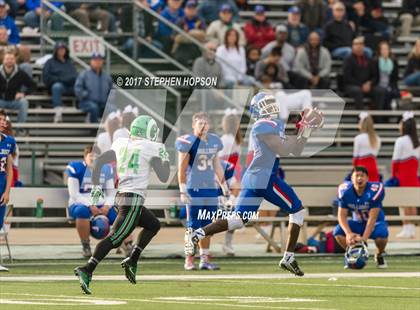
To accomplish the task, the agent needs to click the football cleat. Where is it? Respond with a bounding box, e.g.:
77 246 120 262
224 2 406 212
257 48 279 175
199 261 220 270
374 253 388 269
184 256 196 271
279 257 304 277
121 257 137 284
184 228 197 257
74 267 92 294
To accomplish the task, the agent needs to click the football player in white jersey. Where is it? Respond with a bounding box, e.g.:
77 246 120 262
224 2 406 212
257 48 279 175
74 115 170 295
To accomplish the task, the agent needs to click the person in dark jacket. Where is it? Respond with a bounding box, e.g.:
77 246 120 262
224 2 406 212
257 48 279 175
74 52 113 123
297 0 326 31
404 38 420 87
323 2 372 59
343 37 386 110
243 5 275 50
286 6 309 48
372 41 399 110
399 0 420 37
197 0 239 24
0 50 36 127
42 42 78 123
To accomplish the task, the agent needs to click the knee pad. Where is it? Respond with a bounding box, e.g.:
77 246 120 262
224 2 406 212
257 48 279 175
289 208 305 226
72 204 91 219
227 218 244 231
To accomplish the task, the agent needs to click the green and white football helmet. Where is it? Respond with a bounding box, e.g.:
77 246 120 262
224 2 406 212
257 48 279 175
130 115 159 141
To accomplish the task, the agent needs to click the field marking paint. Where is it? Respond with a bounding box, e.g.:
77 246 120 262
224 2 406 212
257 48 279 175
1 272 419 282
215 280 420 291
0 293 334 310
0 296 126 306
156 296 326 303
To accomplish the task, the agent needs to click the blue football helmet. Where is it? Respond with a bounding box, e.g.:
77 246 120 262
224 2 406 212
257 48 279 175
249 92 279 119
90 215 110 239
345 242 369 269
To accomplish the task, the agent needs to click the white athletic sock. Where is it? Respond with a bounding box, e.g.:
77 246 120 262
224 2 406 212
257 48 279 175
224 231 234 247
199 248 209 263
283 251 295 262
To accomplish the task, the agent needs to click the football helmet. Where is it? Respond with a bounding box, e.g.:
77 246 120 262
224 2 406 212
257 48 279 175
345 242 369 269
90 215 110 239
249 92 279 119
130 115 159 141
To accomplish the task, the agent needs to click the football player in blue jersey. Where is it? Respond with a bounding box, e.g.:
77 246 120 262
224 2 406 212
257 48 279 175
0 110 15 235
186 92 324 276
176 112 231 271
334 166 388 268
65 145 118 257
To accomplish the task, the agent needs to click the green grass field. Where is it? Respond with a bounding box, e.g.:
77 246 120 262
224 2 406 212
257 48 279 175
1 256 419 310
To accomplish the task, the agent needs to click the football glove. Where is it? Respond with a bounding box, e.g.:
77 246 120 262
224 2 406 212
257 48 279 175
296 107 324 139
90 185 104 206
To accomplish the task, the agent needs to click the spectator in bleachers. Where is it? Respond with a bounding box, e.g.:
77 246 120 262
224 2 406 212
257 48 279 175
113 105 138 141
246 46 260 77
261 25 295 72
198 0 239 25
325 0 339 24
255 46 289 88
392 112 419 239
172 0 206 65
399 0 420 37
96 111 120 153
67 3 113 32
74 52 113 123
292 31 332 89
343 37 386 110
353 112 381 182
65 145 117 257
0 51 35 129
348 0 392 41
243 5 275 50
42 42 77 123
5 0 18 18
156 0 184 53
372 41 399 110
0 26 31 77
206 3 246 47
297 0 326 32
193 41 225 88
285 6 309 48
23 0 64 31
404 39 420 87
0 0 20 45
216 28 247 86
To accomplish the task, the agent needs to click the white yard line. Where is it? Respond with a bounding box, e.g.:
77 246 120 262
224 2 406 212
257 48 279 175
0 272 419 282
0 293 334 310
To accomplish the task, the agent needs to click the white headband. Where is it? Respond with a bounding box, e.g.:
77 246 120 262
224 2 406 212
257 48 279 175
402 111 414 122
359 111 369 121
107 110 121 121
224 108 238 116
123 105 139 116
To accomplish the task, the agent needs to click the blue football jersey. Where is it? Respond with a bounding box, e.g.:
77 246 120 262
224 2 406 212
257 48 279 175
65 161 114 193
243 118 285 188
175 133 223 189
0 134 16 192
338 181 385 223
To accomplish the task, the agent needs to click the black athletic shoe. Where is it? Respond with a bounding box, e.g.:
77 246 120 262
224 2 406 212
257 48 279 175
279 257 305 277
121 257 137 284
375 253 388 269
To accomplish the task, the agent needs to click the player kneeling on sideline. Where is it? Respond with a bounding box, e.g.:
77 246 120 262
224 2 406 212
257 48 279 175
334 166 388 269
187 92 324 276
66 146 118 257
74 115 170 294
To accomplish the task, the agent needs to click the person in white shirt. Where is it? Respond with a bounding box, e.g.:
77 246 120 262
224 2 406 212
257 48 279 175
113 105 138 141
216 28 247 86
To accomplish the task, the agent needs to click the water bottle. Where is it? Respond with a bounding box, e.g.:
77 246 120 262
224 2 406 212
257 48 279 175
35 198 44 218
169 201 178 219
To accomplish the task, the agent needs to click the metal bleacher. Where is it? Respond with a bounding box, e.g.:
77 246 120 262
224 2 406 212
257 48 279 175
7 0 420 186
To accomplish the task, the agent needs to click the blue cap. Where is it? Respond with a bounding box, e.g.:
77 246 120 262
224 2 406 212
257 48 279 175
220 4 232 12
91 52 104 59
185 0 197 8
0 0 6 6
288 6 300 14
255 5 265 14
